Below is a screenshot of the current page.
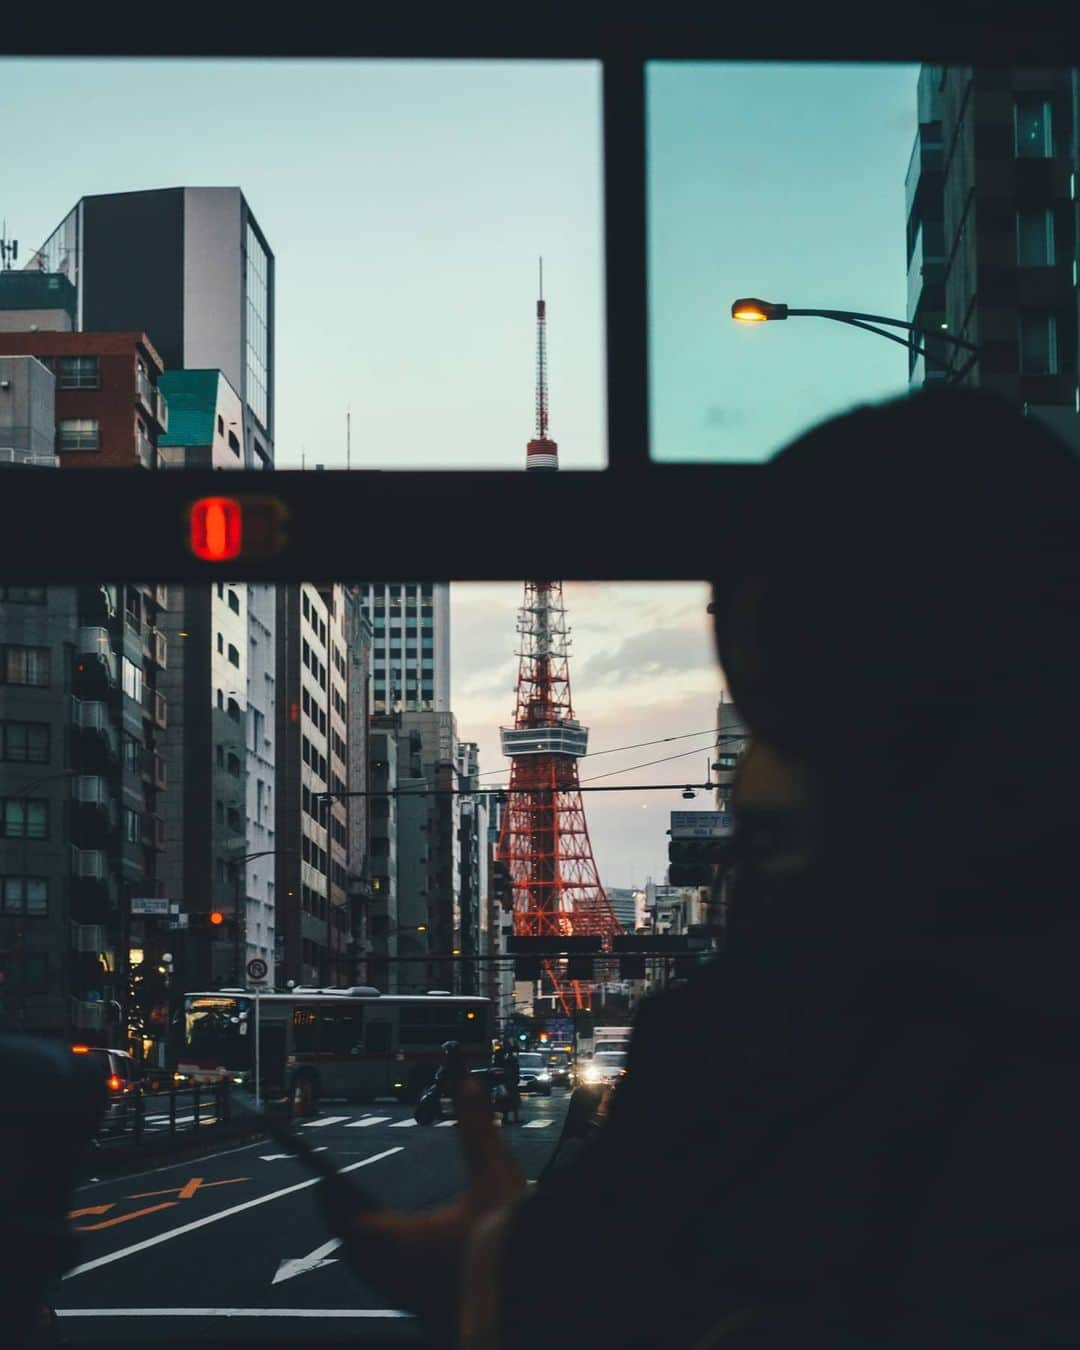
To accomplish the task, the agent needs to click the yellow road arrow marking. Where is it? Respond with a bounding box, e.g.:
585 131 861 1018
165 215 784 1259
67 1204 114 1220
75 1201 178 1231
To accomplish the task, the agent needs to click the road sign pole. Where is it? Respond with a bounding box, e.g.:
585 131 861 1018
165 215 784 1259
254 982 261 1110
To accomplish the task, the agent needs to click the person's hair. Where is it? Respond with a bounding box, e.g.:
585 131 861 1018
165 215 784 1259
712 386 1080 943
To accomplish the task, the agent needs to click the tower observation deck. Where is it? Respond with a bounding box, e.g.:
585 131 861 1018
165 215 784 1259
495 265 621 1014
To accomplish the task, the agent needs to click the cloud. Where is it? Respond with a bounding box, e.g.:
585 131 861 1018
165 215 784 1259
580 621 716 684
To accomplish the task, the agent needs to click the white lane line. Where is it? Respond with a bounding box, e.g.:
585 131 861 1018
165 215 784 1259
523 1120 552 1129
344 1116 390 1127
62 1148 404 1280
57 1309 414 1319
435 1119 458 1128
389 1119 418 1128
298 1116 350 1128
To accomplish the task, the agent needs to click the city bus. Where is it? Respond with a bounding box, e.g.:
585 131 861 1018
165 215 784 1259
172 987 493 1114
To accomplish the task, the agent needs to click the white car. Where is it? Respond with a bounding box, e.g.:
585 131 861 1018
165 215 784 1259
581 1050 627 1087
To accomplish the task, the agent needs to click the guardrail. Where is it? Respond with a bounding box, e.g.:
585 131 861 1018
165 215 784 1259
94 1080 235 1148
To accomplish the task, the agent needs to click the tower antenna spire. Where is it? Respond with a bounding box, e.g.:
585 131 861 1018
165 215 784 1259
535 257 548 441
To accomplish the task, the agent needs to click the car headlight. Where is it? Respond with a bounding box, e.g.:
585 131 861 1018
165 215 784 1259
583 1066 600 1083
537 1071 551 1081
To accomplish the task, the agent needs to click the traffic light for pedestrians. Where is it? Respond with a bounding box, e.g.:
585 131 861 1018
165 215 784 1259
667 838 731 887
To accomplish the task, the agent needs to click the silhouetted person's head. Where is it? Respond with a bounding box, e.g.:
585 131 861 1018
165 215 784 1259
0 1035 105 1346
712 387 1080 951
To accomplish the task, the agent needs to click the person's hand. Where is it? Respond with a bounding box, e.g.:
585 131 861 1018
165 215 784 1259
319 1075 526 1331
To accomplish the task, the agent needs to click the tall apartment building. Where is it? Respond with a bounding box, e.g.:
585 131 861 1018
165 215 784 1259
907 66 1080 446
275 584 353 987
29 187 274 467
245 583 278 973
156 369 274 984
0 334 171 1056
359 583 450 714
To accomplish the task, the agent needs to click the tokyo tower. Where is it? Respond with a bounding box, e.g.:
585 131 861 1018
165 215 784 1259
497 263 622 1015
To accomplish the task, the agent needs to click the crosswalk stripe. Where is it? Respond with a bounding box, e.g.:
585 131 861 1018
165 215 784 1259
299 1116 350 1128
523 1120 552 1129
436 1119 458 1128
389 1119 418 1128
345 1117 391 1127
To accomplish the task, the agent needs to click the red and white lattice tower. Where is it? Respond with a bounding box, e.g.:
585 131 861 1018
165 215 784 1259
496 263 622 1014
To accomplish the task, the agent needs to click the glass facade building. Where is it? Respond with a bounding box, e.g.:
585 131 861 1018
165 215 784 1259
360 582 450 714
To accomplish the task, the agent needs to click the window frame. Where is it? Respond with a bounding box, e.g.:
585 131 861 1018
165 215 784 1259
57 417 100 451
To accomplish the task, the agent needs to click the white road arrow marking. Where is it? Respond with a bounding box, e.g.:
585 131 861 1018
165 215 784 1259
272 1236 342 1285
260 1148 328 1161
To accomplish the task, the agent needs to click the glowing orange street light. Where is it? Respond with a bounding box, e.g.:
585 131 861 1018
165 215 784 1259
730 295 980 380
731 297 788 322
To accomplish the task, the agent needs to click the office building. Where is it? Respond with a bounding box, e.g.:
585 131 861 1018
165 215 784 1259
907 66 1079 445
343 590 374 978
396 710 461 993
359 583 450 714
29 187 275 468
905 66 949 386
274 583 354 987
456 741 489 995
605 887 643 932
367 714 402 991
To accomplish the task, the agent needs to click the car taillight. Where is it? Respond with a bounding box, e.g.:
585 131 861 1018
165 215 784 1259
107 1074 123 1092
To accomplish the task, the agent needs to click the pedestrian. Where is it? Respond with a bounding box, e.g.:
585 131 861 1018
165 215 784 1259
501 1046 522 1125
320 386 1080 1348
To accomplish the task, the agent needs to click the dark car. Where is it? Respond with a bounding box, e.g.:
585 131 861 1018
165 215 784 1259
72 1045 142 1136
516 1051 553 1096
543 1048 575 1088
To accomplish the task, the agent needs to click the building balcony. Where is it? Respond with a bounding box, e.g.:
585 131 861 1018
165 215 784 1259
141 686 167 728
135 429 155 471
76 626 117 687
157 445 186 469
71 845 108 881
142 814 165 850
71 697 119 762
153 584 168 610
140 749 167 790
72 775 118 841
70 922 106 954
148 627 167 669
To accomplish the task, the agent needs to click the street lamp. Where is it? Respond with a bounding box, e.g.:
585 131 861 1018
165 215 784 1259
731 297 981 381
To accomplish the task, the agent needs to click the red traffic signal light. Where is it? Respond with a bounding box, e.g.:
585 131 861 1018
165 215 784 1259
189 497 242 562
209 910 225 927
187 495 289 563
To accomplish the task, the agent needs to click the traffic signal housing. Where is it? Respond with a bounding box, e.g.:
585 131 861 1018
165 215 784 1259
492 860 513 912
667 838 733 887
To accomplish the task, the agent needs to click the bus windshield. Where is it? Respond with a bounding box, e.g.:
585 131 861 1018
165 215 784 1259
182 996 253 1068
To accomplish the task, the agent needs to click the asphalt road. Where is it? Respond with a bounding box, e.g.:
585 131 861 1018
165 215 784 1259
56 1088 572 1343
